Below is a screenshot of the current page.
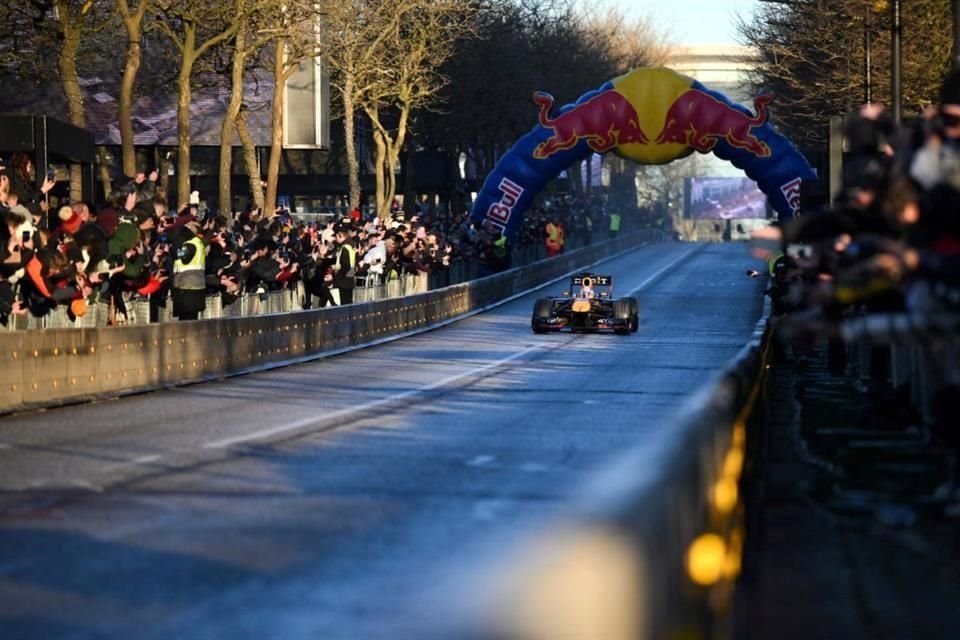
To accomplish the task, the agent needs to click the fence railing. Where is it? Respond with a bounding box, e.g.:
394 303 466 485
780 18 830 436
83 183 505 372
836 312 960 426
4 228 665 332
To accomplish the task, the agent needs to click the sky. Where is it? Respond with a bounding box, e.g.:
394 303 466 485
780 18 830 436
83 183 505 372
598 0 762 46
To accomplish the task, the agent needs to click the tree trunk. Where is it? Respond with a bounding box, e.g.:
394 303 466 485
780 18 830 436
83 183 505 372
96 146 112 201
402 141 417 213
176 29 197 211
218 27 247 216
159 152 171 201
236 107 263 211
385 143 398 215
265 38 285 218
118 4 145 179
343 75 361 210
372 129 388 218
56 6 85 203
383 106 408 218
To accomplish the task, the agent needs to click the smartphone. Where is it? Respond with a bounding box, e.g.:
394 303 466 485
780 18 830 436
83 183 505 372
46 165 56 181
125 182 137 195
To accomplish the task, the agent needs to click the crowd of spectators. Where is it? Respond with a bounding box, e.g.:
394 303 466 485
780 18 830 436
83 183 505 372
751 68 960 515
1 156 622 327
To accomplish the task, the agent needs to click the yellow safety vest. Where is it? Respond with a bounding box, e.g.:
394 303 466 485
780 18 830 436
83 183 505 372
173 236 206 290
340 243 357 270
767 251 785 277
546 223 561 249
609 213 621 232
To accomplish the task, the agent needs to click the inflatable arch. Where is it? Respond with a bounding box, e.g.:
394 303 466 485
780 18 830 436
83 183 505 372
470 67 817 236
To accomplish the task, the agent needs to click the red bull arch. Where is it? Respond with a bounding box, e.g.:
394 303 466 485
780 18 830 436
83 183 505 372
471 67 816 237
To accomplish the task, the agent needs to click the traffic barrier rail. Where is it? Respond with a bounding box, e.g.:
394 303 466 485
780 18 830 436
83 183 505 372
4 236 596 332
839 312 960 426
0 228 669 415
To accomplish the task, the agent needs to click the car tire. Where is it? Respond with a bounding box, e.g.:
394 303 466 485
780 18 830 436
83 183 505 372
532 298 553 333
612 299 632 335
626 297 640 332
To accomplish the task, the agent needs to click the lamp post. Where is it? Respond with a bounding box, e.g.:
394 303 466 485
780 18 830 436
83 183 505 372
758 0 901 120
890 0 901 122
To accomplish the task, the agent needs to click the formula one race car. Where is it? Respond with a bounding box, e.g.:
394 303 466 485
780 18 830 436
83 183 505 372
531 272 639 334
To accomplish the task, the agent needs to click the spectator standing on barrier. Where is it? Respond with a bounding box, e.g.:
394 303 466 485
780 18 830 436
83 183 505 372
332 223 357 304
171 221 206 320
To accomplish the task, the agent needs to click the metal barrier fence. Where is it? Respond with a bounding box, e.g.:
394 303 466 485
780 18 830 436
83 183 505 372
838 312 960 426
5 273 431 331
0 229 667 414
3 232 614 332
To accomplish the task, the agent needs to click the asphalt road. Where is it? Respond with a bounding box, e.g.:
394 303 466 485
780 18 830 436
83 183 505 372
0 241 766 640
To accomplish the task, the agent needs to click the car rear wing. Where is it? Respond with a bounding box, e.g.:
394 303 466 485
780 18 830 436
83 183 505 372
571 275 612 287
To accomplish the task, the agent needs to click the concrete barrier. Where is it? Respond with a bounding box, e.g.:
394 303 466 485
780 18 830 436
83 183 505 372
420 303 773 640
0 230 666 415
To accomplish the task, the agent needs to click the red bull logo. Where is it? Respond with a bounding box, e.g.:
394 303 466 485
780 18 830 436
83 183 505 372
655 90 773 157
533 90 649 159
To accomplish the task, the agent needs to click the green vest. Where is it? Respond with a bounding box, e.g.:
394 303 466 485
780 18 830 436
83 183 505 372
609 213 621 232
173 236 206 290
492 235 508 258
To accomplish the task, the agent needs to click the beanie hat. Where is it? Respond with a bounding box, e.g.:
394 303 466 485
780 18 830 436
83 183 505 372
59 205 82 234
95 207 120 236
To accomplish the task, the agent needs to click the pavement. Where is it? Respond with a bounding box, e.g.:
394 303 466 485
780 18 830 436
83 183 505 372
735 340 960 640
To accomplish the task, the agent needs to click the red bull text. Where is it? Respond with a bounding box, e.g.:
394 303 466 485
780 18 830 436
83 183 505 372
485 177 524 227
780 177 802 215
533 90 649 159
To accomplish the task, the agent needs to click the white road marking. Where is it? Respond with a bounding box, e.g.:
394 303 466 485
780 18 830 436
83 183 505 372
520 462 549 473
132 454 161 465
69 480 103 492
203 344 544 449
466 455 496 467
626 245 702 296
472 499 510 521
0 443 11 449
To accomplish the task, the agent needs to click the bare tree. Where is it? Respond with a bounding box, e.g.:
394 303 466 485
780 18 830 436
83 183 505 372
48 0 103 202
217 0 277 215
151 0 241 209
737 0 951 149
235 105 264 211
116 0 151 178
259 2 318 217
320 0 475 217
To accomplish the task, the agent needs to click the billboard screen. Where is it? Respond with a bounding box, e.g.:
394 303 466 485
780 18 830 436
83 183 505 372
684 177 768 220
